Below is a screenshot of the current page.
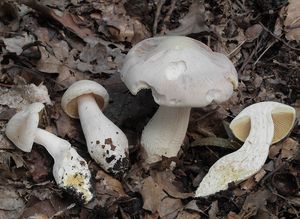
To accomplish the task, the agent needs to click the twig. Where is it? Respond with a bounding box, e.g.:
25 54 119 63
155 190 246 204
259 22 300 51
253 40 276 66
238 38 261 73
228 40 246 57
160 0 176 33
49 203 76 219
153 0 166 35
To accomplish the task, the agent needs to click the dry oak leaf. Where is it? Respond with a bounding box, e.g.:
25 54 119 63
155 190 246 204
141 176 182 218
284 0 300 41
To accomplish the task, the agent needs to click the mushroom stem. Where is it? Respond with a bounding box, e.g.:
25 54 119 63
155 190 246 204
141 106 191 163
195 109 274 197
77 94 129 175
34 128 71 161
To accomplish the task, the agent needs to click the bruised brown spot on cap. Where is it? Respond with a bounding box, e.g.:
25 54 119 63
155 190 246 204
96 140 100 144
102 145 105 149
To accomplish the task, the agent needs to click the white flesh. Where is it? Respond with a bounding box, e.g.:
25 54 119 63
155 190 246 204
77 94 129 175
141 106 191 163
34 128 93 203
195 102 281 197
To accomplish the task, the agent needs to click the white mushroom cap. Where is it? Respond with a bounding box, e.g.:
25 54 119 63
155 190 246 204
120 36 238 107
61 80 109 118
5 102 44 152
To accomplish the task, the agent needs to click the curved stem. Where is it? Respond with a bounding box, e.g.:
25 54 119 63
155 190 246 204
77 94 129 175
141 106 191 163
195 111 274 197
34 128 71 161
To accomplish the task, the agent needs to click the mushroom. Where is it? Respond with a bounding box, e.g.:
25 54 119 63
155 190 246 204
61 80 129 177
195 101 296 197
120 36 238 163
5 102 93 203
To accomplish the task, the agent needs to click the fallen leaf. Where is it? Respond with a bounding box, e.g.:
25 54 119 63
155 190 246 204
2 32 35 55
35 46 63 74
0 186 25 219
284 0 300 41
166 2 209 36
176 210 200 219
151 170 194 199
239 189 271 218
280 138 299 160
272 172 298 196
141 176 182 218
24 1 93 39
0 83 51 109
0 1 19 32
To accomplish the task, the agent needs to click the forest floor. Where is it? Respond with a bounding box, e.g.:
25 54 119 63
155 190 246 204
0 0 299 218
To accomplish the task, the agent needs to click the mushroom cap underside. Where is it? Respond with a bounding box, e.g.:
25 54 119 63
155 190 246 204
120 36 238 107
61 80 109 119
5 102 44 152
230 102 296 144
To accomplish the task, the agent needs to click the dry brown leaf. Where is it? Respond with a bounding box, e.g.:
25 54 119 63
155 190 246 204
86 170 128 210
2 32 35 55
0 83 51 109
284 0 300 41
0 186 25 219
141 176 183 218
99 3 150 44
166 2 209 36
151 170 194 199
24 1 93 39
176 210 200 219
35 46 63 74
0 1 19 32
95 170 127 196
280 138 299 160
239 189 271 218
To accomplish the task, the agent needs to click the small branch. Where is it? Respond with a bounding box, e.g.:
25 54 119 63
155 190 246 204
259 22 300 51
153 0 166 35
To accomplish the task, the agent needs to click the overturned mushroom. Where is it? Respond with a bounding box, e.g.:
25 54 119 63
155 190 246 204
195 101 296 197
61 80 129 177
120 36 238 163
5 103 93 203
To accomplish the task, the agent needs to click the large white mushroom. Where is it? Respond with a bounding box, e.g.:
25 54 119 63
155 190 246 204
61 80 129 177
5 102 93 203
120 36 238 163
195 101 296 197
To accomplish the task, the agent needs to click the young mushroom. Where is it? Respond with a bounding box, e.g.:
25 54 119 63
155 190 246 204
195 101 296 197
120 36 238 163
61 80 129 177
5 102 93 203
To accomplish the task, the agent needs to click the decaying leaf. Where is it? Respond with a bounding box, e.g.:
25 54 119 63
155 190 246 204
191 137 240 150
280 138 299 160
166 2 209 36
284 0 300 41
23 0 93 39
0 1 20 32
97 2 150 43
0 83 51 109
239 190 271 218
0 186 25 219
141 175 182 218
2 32 35 55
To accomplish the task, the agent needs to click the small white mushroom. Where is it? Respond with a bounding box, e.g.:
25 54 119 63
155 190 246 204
61 80 129 177
195 101 296 197
5 103 93 203
120 36 238 163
